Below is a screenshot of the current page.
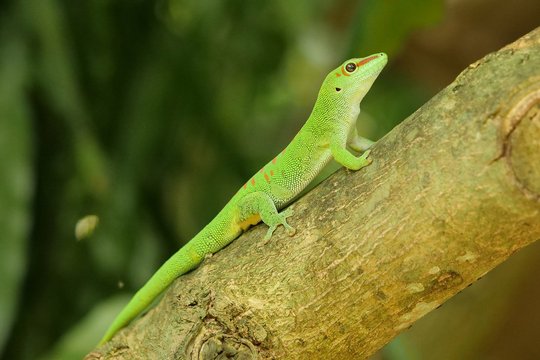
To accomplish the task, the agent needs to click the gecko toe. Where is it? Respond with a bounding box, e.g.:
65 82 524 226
286 227 297 237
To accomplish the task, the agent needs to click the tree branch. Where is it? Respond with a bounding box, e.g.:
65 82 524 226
87 28 540 359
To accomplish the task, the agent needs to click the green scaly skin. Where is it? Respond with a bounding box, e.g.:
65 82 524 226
99 53 388 345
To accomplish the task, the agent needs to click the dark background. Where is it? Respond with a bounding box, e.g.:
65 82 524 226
0 0 538 359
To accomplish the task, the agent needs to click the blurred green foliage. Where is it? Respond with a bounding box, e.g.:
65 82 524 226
0 17 32 355
0 0 442 358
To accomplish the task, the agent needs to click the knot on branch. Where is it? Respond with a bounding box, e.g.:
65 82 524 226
198 334 258 359
499 80 540 202
184 291 270 359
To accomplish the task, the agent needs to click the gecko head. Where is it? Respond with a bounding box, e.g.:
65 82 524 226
323 52 387 105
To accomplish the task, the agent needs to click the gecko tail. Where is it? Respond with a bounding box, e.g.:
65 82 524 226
98 207 240 345
98 241 202 345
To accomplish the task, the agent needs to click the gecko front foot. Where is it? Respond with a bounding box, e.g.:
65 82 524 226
360 149 372 165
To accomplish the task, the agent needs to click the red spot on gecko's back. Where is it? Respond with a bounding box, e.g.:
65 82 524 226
250 178 256 186
270 170 274 176
264 172 270 183
356 55 378 67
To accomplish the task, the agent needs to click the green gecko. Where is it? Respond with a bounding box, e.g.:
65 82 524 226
99 52 387 344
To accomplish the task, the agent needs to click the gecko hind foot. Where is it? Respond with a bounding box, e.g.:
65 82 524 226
263 208 296 243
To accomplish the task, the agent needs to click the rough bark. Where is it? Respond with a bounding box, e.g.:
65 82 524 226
87 28 540 360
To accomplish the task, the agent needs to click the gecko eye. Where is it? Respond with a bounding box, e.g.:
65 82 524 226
345 63 356 72
335 87 342 92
